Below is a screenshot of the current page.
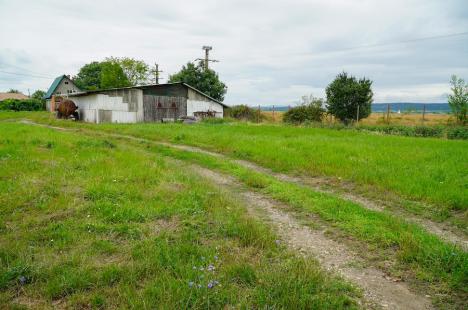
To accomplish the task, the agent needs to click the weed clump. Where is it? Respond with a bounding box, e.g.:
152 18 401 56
225 105 263 122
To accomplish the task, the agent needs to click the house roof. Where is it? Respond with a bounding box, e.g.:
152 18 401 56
0 92 29 101
69 82 229 107
43 75 67 99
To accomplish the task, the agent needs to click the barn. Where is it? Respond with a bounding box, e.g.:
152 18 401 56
44 76 228 123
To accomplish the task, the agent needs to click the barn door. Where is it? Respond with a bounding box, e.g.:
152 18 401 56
143 95 186 122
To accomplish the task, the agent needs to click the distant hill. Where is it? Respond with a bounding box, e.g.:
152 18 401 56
260 103 450 113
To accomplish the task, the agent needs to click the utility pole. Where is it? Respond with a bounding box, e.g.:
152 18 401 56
151 63 163 84
196 46 219 71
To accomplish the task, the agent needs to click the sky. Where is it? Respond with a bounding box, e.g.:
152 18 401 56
0 0 467 106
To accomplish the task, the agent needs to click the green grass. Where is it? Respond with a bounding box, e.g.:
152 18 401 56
18 112 468 215
0 123 360 309
137 141 468 307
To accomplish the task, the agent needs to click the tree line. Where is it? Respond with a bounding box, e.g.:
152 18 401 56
73 58 227 102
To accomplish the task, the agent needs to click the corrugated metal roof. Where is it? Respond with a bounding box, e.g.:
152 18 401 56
43 75 66 99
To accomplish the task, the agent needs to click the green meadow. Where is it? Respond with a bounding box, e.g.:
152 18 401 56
0 123 359 308
1 112 467 308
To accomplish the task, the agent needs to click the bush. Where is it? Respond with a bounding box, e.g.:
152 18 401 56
0 98 44 111
283 100 325 124
226 105 263 122
446 126 468 140
326 72 373 123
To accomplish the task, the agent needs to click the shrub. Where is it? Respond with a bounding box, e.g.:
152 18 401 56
446 126 468 140
283 99 325 124
0 98 44 111
326 72 373 123
226 105 263 122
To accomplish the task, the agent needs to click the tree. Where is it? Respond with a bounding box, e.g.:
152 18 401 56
73 61 103 90
326 72 373 123
448 75 467 124
7 89 20 93
169 62 227 101
106 57 150 86
100 61 131 89
31 90 46 100
73 60 131 90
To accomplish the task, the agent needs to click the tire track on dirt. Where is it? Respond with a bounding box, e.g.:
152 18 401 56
192 165 433 310
18 119 467 250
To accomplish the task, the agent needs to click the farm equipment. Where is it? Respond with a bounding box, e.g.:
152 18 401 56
56 99 79 120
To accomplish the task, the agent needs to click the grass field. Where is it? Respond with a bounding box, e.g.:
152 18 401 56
0 123 360 308
1 112 467 309
15 112 467 215
262 111 453 126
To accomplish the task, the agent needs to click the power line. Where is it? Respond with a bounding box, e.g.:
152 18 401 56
0 62 54 78
0 70 53 79
325 31 468 53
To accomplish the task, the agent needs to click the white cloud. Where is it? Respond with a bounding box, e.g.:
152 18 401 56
0 0 467 104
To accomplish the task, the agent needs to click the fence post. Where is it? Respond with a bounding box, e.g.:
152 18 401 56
386 104 390 124
258 105 260 123
272 105 275 122
356 105 360 123
422 104 426 123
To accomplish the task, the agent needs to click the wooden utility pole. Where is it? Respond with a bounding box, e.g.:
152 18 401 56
196 46 219 71
272 105 275 122
152 63 163 84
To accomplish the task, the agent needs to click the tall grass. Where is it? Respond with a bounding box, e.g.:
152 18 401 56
0 123 360 308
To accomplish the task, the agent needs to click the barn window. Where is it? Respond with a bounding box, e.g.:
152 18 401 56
157 102 162 108
171 102 176 108
64 81 69 85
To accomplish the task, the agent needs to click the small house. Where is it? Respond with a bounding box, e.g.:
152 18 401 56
44 76 228 123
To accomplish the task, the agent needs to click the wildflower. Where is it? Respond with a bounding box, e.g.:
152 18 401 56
214 255 218 260
188 281 194 288
207 280 219 289
207 264 215 272
275 239 281 245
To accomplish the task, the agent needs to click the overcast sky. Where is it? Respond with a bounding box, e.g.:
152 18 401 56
1 0 467 105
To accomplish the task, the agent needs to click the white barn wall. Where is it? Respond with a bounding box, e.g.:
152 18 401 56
187 100 224 118
71 90 143 124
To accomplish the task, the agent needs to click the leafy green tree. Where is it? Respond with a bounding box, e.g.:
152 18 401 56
106 57 150 86
73 60 131 90
100 61 131 89
448 75 467 124
326 72 373 124
31 90 46 100
169 62 227 101
73 61 103 90
7 89 20 93
31 90 46 109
